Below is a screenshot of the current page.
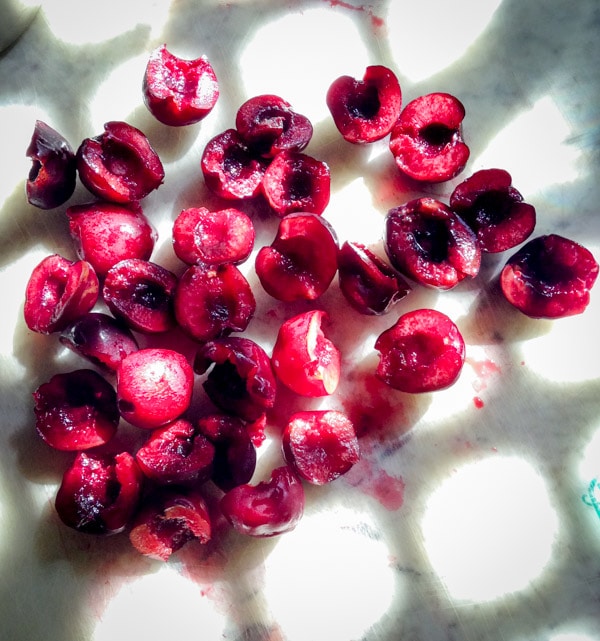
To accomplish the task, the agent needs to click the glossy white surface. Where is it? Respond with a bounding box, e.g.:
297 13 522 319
1 1 599 640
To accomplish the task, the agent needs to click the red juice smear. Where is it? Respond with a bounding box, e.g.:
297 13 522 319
473 396 484 409
325 0 385 30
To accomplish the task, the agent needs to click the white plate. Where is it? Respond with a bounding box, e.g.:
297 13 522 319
1 1 599 640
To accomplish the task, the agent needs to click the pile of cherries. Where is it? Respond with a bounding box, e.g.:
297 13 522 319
24 47 598 560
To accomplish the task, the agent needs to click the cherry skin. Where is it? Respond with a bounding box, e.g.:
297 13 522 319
500 234 599 318
337 241 410 315
59 312 139 372
67 201 157 277
143 44 219 126
26 120 76 209
116 348 194 430
375 308 465 393
271 309 341 397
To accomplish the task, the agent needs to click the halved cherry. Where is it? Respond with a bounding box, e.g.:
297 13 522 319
326 65 402 144
235 94 313 158
135 418 215 484
450 168 536 253
375 308 465 393
201 129 269 200
67 201 157 277
337 241 410 315
271 309 341 397
33 369 119 451
500 234 599 318
220 465 305 537
174 263 256 342
385 197 481 290
55 451 143 535
194 337 277 423
26 120 76 209
282 410 359 485
389 92 469 183
261 150 330 217
76 121 164 203
129 488 211 561
196 414 257 491
24 254 99 334
255 213 339 301
172 206 255 266
143 44 219 126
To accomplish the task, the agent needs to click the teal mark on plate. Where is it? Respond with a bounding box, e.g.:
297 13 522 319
582 478 600 519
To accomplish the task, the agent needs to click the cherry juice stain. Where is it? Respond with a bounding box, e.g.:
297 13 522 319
343 441 405 510
467 355 501 408
324 0 385 30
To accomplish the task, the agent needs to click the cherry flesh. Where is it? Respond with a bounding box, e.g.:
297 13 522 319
172 206 255 266
67 201 157 277
385 197 481 289
59 312 139 372
450 168 536 253
129 488 212 561
135 418 215 485
255 213 339 301
219 465 305 537
76 121 164 203
102 259 178 334
24 254 99 334
235 94 313 158
261 150 331 217
196 414 257 491
326 65 402 144
26 120 76 209
55 451 143 535
117 348 194 430
201 128 269 200
389 92 469 183
375 308 465 393
282 410 360 485
500 234 599 318
195 337 277 423
338 241 410 315
143 44 219 127
271 310 341 397
174 263 256 342
33 369 119 451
